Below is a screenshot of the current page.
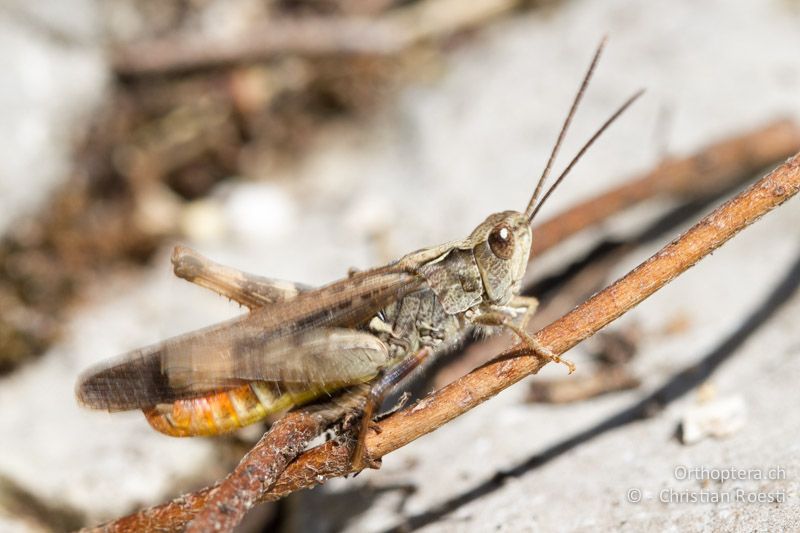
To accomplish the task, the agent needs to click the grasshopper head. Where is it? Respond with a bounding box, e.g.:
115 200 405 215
425 40 640 313
468 210 532 305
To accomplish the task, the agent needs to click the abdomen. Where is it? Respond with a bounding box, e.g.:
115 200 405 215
143 381 325 437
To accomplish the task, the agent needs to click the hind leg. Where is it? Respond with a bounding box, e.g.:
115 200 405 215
171 245 311 309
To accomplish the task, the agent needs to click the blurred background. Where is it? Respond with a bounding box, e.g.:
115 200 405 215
1 0 799 531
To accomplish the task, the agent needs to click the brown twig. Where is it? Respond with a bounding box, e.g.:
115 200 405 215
112 0 519 76
526 364 640 404
93 390 366 533
263 151 800 497
437 120 800 387
435 243 631 388
183 390 365 532
183 415 324 532
94 149 800 531
531 119 800 256
337 0 402 16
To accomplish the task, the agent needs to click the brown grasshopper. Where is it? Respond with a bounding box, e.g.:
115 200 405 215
76 39 641 469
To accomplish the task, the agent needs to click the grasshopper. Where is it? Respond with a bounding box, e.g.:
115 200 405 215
76 39 641 469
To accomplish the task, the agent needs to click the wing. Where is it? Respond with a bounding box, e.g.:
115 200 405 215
76 328 389 411
76 265 422 411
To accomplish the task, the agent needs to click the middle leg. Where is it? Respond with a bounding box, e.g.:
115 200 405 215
351 346 434 470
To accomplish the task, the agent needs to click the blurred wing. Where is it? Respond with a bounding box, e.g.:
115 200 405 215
76 327 389 411
77 266 420 411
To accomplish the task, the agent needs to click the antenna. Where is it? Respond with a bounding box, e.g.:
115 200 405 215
527 89 644 222
523 36 607 221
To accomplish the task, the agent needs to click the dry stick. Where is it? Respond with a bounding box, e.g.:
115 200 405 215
113 0 518 76
337 0 401 16
261 151 800 499
435 119 800 388
531 118 800 256
183 390 367 533
95 391 367 533
96 149 800 532
525 364 641 404
91 412 319 533
435 247 632 389
444 120 800 385
183 417 327 533
436 120 800 387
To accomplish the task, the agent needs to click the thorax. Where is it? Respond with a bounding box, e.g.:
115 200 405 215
366 287 468 363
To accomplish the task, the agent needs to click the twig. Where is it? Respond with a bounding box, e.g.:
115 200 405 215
183 414 326 532
435 243 631 388
112 0 519 76
184 390 365 532
263 151 800 497
91 390 366 533
335 0 401 16
437 120 800 387
526 365 640 404
532 119 800 255
94 150 800 531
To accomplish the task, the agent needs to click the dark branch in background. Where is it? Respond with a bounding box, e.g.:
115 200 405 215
112 0 520 76
436 119 800 389
531 119 800 256
90 139 800 532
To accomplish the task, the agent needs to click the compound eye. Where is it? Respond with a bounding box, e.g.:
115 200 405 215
488 224 515 259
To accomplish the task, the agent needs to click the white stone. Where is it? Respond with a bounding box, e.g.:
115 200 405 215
680 395 748 445
221 182 298 245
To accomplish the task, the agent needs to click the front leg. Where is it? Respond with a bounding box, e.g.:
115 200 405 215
471 297 575 374
503 295 540 329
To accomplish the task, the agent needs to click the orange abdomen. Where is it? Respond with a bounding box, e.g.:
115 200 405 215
143 382 321 437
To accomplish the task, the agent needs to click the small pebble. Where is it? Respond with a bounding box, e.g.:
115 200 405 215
223 183 297 244
180 199 225 243
680 395 747 445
